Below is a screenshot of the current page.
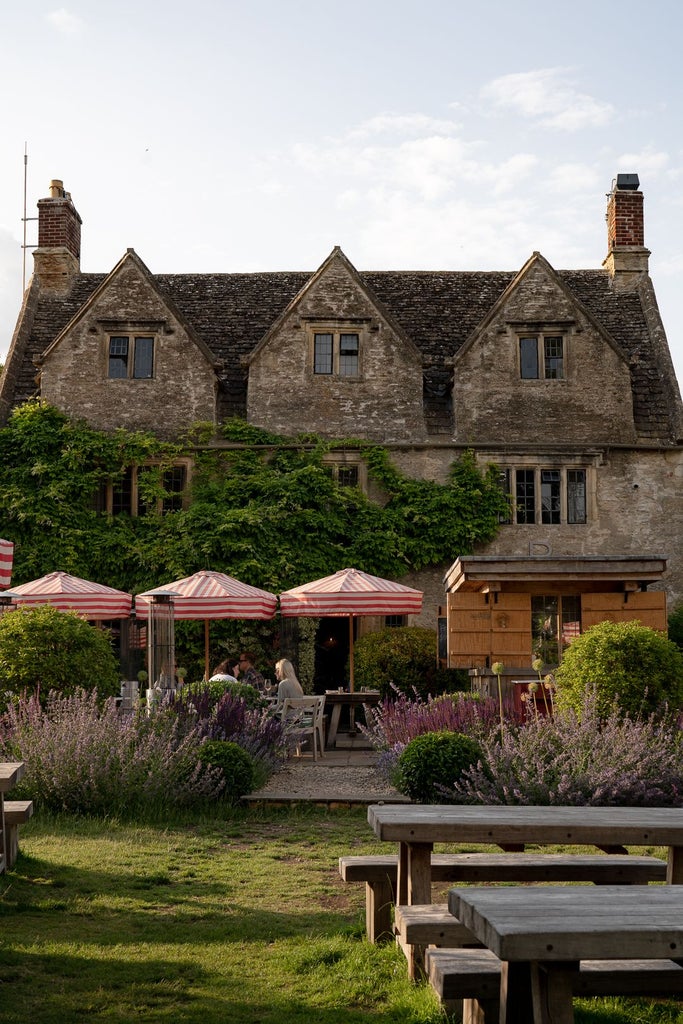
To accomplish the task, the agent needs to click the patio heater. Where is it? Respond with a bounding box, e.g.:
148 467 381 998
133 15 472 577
145 589 178 705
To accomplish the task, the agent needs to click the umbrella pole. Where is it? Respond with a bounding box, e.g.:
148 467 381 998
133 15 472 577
348 615 354 692
204 619 210 681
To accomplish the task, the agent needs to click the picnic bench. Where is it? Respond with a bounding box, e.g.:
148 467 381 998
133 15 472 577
0 762 26 872
364 804 683 982
4 800 34 868
426 946 683 1023
339 851 666 952
449 884 683 1023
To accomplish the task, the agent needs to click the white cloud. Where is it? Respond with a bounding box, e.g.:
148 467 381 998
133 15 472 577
545 163 602 193
346 113 462 141
615 147 670 177
46 8 84 35
481 69 614 131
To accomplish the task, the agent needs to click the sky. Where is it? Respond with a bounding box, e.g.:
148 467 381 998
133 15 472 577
1 0 682 388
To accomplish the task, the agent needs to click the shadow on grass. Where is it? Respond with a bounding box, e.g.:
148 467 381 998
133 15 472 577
0 946 426 1024
1 852 361 946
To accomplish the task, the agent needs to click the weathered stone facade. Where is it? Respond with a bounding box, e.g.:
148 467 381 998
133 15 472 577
37 253 218 438
1 174 682 621
247 248 427 442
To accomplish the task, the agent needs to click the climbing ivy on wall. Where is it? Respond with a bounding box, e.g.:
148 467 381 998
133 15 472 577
0 402 508 595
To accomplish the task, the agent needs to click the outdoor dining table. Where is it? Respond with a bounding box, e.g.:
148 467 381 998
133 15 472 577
0 762 25 873
366 804 683 906
324 689 381 748
449 883 683 1023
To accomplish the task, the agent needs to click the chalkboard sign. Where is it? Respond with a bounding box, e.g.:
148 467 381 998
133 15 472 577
437 616 447 662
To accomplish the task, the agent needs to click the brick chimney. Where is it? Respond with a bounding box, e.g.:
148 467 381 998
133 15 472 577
32 179 82 292
602 173 650 290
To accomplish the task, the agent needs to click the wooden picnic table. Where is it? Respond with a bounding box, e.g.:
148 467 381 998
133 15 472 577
367 804 683 906
0 762 25 873
449 883 683 1023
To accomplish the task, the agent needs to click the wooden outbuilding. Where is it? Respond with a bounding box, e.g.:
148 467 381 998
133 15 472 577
443 555 668 674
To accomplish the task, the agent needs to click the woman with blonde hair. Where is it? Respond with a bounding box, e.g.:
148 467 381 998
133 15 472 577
275 658 304 707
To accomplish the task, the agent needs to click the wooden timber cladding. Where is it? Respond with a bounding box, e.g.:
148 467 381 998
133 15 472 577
581 590 667 631
447 592 531 669
446 589 667 670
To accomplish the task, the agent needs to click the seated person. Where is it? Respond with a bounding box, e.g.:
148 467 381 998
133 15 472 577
274 658 304 709
208 658 238 683
237 651 267 693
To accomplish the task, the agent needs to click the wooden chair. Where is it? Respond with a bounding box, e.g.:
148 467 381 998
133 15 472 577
280 696 326 760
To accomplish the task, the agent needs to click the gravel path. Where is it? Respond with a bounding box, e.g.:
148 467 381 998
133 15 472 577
248 760 407 803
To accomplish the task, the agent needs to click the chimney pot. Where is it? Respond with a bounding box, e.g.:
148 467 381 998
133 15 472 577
49 179 64 198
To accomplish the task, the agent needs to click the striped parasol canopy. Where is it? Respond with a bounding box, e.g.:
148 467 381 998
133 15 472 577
135 570 278 679
135 570 277 620
7 570 132 618
279 568 423 690
0 539 14 589
279 567 423 617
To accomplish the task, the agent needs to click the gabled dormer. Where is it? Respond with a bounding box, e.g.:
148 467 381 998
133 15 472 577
452 252 636 446
36 249 220 438
246 247 427 442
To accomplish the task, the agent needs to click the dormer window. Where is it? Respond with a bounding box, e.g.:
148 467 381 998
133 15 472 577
519 334 564 380
108 335 155 379
312 329 360 377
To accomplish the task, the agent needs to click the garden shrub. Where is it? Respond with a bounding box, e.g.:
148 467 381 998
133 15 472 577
0 605 120 706
446 697 683 806
0 689 225 815
197 740 255 802
670 603 683 653
363 687 503 748
172 686 287 784
395 730 483 802
362 686 512 781
554 619 683 719
353 627 466 699
190 678 264 708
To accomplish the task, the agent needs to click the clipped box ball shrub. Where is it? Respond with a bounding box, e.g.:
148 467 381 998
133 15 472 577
395 730 483 802
554 619 683 719
198 739 256 802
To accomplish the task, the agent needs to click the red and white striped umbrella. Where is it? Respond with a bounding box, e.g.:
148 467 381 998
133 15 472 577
8 570 132 618
0 539 14 589
279 567 423 617
279 568 423 689
135 570 278 679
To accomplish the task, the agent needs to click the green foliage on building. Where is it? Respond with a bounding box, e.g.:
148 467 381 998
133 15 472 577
0 401 508 595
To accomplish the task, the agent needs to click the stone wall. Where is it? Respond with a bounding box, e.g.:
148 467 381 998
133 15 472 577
383 444 683 614
452 260 636 446
247 254 427 442
39 259 217 438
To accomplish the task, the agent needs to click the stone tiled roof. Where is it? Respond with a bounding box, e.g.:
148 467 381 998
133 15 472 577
4 265 678 440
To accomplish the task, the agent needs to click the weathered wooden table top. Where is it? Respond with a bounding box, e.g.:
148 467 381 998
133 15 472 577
449 884 683 962
0 762 25 794
367 804 683 847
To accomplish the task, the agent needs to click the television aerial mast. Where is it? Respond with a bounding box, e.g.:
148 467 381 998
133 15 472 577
21 144 38 293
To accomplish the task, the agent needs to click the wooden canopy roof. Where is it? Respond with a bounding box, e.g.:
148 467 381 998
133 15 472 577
444 555 668 593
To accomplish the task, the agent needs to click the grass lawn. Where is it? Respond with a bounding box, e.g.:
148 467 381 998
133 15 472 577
0 806 682 1023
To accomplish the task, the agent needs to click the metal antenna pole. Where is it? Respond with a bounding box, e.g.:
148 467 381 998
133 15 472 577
22 144 27 292
21 144 38 294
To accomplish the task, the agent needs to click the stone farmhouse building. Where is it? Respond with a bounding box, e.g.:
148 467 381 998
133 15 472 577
1 175 681 676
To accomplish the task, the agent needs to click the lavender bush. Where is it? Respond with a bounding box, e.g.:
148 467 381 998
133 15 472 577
361 687 508 780
172 685 288 784
0 689 225 816
446 697 683 806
